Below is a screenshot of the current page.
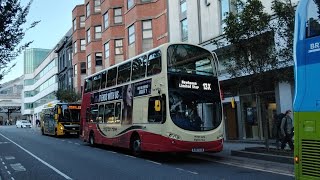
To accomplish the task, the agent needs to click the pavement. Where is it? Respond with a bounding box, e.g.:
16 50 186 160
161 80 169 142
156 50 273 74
192 140 295 176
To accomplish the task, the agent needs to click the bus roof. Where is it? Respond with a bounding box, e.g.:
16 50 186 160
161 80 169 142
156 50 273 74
84 42 211 80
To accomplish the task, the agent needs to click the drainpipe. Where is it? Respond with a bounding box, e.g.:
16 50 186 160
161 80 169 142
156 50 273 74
167 0 170 42
197 0 202 44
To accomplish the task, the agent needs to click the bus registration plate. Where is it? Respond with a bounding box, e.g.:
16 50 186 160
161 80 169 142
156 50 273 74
192 148 204 152
70 132 77 135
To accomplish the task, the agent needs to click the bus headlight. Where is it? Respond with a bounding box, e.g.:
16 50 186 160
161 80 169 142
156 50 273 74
295 156 299 164
167 133 180 140
60 126 64 130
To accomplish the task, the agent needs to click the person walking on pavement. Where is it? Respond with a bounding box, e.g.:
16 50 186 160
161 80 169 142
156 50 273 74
280 110 294 151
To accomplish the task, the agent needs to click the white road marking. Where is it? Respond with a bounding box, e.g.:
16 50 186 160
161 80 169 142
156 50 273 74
186 170 198 175
75 143 80 145
124 155 136 159
68 141 73 144
2 162 5 165
7 171 11 175
146 160 162 165
5 166 7 169
61 140 65 142
5 156 15 160
176 168 198 175
11 177 15 180
110 151 117 154
10 163 26 171
0 142 10 144
0 133 72 180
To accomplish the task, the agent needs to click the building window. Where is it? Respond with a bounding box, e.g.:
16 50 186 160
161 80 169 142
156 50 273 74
104 11 109 29
87 28 91 43
80 16 85 28
74 64 78 76
127 0 134 9
80 39 86 51
73 18 76 31
86 3 90 17
74 41 77 54
95 53 102 66
115 39 123 55
128 24 135 44
81 62 86 74
181 19 188 41
95 26 102 39
87 54 91 69
220 0 230 33
142 20 152 39
94 0 101 13
104 42 109 58
114 8 122 24
141 0 151 2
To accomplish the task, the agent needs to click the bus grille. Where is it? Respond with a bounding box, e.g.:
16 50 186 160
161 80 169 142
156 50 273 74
301 140 320 178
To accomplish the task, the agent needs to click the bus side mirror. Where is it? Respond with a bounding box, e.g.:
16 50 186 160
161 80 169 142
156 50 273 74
155 100 161 112
54 114 58 120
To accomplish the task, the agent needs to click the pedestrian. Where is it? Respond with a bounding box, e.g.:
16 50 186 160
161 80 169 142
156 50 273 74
280 110 294 151
272 112 285 149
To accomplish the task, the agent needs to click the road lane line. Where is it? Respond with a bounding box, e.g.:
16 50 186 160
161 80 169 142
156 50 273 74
74 143 80 145
0 133 72 180
2 162 5 165
4 166 7 169
146 160 161 165
7 171 11 175
11 177 15 180
186 170 198 175
68 141 73 144
124 155 136 159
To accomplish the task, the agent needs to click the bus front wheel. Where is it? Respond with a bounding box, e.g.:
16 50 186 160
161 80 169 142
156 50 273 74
131 134 141 156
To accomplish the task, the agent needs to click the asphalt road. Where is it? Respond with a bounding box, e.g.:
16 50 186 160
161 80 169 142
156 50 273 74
0 126 294 180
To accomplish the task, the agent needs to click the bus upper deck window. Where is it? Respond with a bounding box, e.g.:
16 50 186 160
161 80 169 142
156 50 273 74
306 0 320 38
84 78 92 93
107 67 117 87
147 50 161 76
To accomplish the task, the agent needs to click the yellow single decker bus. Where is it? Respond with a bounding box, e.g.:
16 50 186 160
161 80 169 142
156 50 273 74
41 102 81 136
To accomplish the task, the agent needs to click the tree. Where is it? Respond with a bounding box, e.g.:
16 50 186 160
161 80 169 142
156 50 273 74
55 89 81 103
0 0 39 80
215 0 295 149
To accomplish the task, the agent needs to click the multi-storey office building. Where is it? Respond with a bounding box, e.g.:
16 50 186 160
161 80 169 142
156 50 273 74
72 0 168 93
168 0 297 140
56 29 74 90
22 49 58 126
0 76 24 125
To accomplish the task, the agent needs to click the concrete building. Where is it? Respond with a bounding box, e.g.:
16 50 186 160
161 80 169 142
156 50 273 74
0 76 24 125
71 0 168 93
22 49 58 126
168 0 297 140
55 28 74 90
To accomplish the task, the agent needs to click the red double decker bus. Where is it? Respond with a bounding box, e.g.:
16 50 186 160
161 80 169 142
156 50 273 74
80 43 223 155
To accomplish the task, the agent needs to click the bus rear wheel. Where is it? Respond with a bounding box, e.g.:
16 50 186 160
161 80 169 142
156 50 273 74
131 135 142 156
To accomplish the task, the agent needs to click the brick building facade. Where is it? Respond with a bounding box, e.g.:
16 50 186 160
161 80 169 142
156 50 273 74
72 0 168 93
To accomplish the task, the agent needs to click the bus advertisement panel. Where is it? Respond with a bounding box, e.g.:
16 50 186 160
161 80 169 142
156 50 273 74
294 0 320 179
41 103 81 137
80 43 224 155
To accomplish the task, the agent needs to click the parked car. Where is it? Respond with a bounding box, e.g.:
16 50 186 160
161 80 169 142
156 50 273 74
16 120 32 128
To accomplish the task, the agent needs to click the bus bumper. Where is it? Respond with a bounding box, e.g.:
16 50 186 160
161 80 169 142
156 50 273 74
140 133 223 153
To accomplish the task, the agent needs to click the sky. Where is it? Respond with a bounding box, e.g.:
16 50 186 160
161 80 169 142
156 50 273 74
0 0 83 84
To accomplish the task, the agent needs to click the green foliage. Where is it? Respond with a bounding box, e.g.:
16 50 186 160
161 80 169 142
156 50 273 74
0 0 39 80
215 0 295 91
55 89 81 103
